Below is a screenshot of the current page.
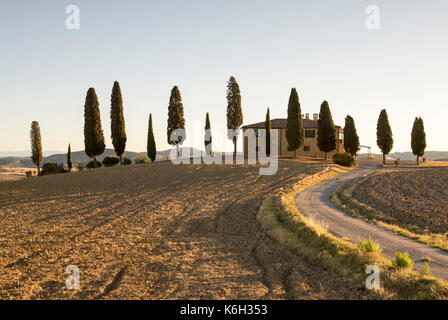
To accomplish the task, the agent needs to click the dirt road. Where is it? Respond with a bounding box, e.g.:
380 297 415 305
295 164 448 281
0 161 374 299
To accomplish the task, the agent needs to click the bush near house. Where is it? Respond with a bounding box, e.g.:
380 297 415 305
86 160 103 169
134 155 150 164
123 157 132 165
41 162 66 176
333 152 355 167
102 155 120 167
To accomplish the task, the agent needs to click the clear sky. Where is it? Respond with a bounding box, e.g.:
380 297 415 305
1 0 448 154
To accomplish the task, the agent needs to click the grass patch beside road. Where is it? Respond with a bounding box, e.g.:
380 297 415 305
331 172 448 252
257 167 448 299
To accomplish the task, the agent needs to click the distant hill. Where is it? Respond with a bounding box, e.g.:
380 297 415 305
358 151 448 161
0 149 145 168
45 149 146 165
0 150 63 158
0 147 203 168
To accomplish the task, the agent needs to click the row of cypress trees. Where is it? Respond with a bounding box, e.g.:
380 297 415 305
82 76 242 166
29 122 74 176
82 76 243 168
376 109 426 165
83 82 157 167
29 79 426 174
272 88 426 165
166 76 243 159
281 88 351 161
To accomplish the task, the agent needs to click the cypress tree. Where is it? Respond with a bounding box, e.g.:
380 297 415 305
226 76 243 160
84 87 105 167
110 81 127 164
30 121 43 176
265 108 271 156
411 116 426 165
167 86 186 157
67 143 72 172
376 109 394 165
204 113 212 156
286 88 304 157
343 115 360 157
317 100 337 162
147 113 157 162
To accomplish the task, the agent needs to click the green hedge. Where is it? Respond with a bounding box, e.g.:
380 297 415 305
41 162 66 175
333 152 355 167
86 160 103 169
134 155 150 164
102 155 120 167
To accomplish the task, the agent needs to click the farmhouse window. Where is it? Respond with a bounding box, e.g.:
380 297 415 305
305 130 315 138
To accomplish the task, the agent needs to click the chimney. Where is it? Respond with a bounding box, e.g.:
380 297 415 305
305 113 309 120
313 113 318 121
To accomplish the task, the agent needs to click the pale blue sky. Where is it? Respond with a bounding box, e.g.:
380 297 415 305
1 0 448 154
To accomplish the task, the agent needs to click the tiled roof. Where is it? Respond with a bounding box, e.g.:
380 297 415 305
242 118 328 129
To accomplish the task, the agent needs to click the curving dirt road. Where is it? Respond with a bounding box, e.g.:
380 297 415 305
295 163 448 281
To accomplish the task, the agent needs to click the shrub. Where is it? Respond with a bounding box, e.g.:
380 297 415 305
41 162 66 176
76 163 85 171
333 152 355 167
422 262 431 276
357 236 381 253
86 160 103 169
422 156 427 163
134 155 150 164
123 157 132 165
395 158 401 166
25 170 33 178
392 251 414 269
102 155 120 167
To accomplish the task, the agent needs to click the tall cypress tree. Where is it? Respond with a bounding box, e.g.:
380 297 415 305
67 143 72 172
376 109 393 165
226 76 243 160
286 88 304 157
84 87 105 167
411 116 426 165
204 113 212 156
30 121 43 176
167 86 186 157
343 115 360 157
110 81 127 164
317 100 337 162
147 113 157 162
265 108 271 156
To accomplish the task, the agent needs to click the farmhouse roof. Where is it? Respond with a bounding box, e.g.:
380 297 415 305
243 118 342 129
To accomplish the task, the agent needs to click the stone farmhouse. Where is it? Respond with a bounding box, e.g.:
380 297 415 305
242 113 344 158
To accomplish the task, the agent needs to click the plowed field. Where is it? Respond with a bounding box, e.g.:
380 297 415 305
0 161 374 299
